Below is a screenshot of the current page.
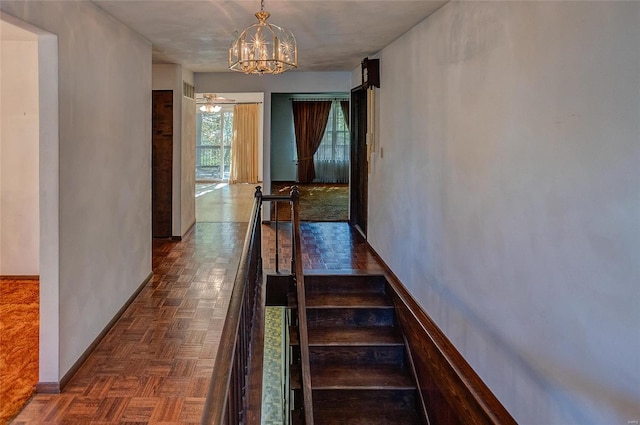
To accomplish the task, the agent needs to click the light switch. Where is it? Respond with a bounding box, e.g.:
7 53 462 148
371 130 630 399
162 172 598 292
380 147 384 158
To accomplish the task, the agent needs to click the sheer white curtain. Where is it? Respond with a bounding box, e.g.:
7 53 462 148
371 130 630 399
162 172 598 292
314 158 349 183
230 104 259 184
314 100 349 183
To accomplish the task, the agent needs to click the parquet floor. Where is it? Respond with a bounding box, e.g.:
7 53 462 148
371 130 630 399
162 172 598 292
262 222 382 274
9 213 381 423
11 223 247 425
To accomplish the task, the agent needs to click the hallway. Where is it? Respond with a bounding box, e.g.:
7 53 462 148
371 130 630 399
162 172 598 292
10 186 381 423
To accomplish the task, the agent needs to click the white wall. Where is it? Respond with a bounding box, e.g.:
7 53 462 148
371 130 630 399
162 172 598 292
181 69 196 235
368 2 640 423
195 72 351 193
0 1 152 382
0 25 39 275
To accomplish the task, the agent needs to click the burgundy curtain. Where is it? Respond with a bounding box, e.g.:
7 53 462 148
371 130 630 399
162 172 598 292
340 100 350 129
292 101 332 183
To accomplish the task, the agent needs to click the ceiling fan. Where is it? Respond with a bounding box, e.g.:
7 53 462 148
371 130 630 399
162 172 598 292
197 93 235 112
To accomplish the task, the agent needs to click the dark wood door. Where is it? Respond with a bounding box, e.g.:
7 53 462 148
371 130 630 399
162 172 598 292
152 90 173 238
350 87 368 235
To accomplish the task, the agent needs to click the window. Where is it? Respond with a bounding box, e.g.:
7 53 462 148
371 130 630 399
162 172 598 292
196 107 233 181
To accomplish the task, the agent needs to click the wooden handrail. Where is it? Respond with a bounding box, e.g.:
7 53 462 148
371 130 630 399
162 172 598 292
290 187 314 425
201 188 263 425
201 186 313 425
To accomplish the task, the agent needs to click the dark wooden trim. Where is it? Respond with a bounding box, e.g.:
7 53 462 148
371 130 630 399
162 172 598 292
202 194 263 424
0 275 39 280
170 235 182 241
35 382 60 394
367 246 517 425
56 271 154 391
290 188 314 424
401 333 430 424
245 274 266 424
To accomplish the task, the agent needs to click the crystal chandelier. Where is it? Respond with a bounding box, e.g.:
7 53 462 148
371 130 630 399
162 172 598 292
228 0 297 75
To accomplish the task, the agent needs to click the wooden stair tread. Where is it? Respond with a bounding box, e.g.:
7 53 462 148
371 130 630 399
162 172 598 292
313 407 422 425
311 364 415 389
306 292 392 308
290 326 403 346
305 274 387 294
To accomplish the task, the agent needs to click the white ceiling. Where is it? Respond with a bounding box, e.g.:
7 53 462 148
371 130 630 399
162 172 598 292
91 0 448 73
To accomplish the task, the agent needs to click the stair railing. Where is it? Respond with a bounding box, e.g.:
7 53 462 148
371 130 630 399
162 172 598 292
201 186 313 425
202 187 263 425
262 187 314 425
289 188 314 425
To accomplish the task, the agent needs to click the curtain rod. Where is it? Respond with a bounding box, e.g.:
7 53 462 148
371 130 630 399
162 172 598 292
197 102 262 105
289 97 348 102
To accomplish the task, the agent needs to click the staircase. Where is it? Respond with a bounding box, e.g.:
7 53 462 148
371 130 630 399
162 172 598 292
290 274 425 424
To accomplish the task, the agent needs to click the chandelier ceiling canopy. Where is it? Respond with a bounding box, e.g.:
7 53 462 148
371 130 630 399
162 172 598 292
228 0 298 75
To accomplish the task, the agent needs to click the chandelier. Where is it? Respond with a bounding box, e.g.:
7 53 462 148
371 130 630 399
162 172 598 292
228 0 297 75
199 94 222 113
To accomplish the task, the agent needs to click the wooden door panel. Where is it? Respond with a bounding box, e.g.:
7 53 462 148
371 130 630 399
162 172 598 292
152 90 173 238
350 87 368 235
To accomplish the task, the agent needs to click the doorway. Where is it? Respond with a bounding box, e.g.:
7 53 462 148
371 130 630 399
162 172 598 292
194 92 264 223
0 14 59 421
270 93 350 222
350 86 368 235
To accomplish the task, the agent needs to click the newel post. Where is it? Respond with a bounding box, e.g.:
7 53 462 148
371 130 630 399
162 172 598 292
255 186 262 262
290 186 300 273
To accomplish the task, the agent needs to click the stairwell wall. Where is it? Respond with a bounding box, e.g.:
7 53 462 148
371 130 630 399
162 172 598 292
366 1 640 423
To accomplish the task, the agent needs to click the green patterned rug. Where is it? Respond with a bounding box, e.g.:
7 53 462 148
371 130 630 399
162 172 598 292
261 307 287 424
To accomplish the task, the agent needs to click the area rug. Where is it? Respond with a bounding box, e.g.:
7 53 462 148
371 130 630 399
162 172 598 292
270 183 348 222
0 278 39 424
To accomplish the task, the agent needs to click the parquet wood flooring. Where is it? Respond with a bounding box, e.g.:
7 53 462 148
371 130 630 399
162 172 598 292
0 279 39 425
262 222 383 274
11 223 247 425
10 220 382 424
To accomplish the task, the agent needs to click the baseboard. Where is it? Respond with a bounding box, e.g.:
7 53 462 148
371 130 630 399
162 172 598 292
53 271 154 392
35 382 60 394
183 219 196 239
366 244 516 425
0 275 39 280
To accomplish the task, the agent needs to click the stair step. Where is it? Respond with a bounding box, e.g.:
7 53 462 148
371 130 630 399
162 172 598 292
306 292 392 308
305 274 387 294
314 388 417 409
306 307 395 327
290 326 404 346
310 345 405 366
311 364 415 390
313 405 422 425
